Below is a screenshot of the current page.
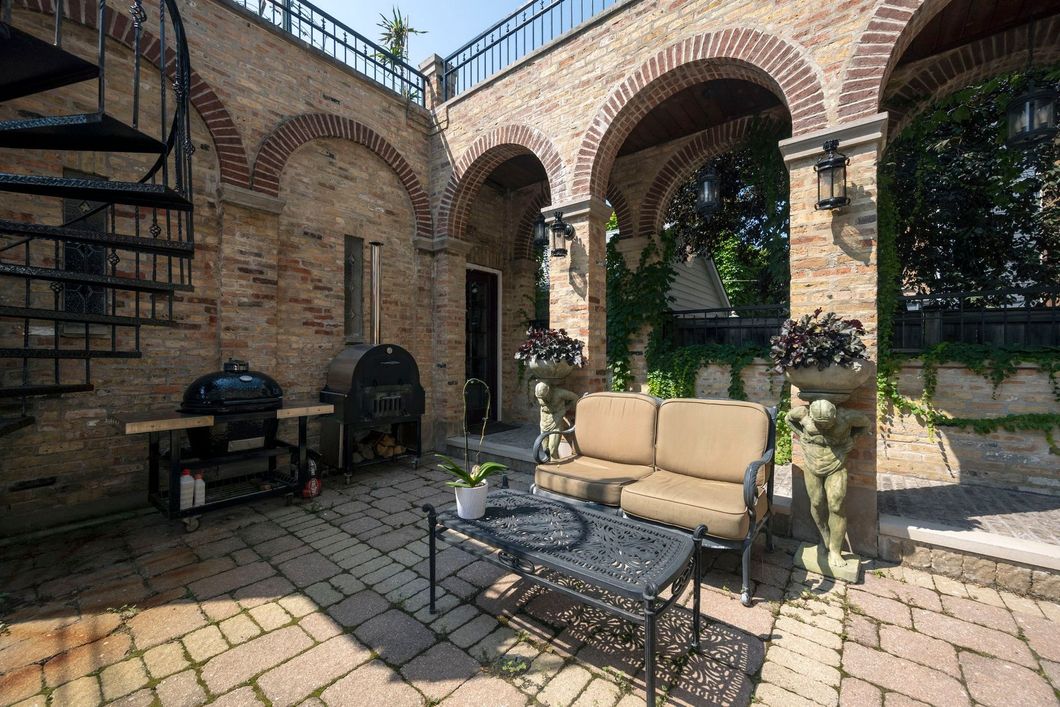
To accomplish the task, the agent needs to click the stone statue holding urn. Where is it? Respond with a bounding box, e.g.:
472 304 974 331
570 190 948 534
771 309 873 582
515 327 585 460
787 399 871 566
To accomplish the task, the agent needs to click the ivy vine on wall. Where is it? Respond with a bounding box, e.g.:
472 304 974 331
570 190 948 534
877 66 1060 454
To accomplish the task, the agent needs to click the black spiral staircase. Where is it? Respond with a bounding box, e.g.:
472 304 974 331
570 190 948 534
0 0 195 436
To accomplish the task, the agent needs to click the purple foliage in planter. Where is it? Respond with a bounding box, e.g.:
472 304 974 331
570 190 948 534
770 308 867 373
514 327 585 367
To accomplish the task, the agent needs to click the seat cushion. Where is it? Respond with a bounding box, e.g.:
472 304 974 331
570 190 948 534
655 399 771 484
620 470 767 540
574 392 658 467
535 456 655 506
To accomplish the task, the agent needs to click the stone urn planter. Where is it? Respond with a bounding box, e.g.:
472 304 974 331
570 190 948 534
784 358 873 403
526 357 574 383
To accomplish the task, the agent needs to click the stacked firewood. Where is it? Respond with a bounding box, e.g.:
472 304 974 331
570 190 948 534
350 430 406 464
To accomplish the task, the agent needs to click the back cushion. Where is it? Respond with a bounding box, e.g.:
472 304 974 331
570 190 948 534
655 399 771 483
575 393 658 466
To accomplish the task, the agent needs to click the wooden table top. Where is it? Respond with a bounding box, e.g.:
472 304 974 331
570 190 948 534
117 399 334 435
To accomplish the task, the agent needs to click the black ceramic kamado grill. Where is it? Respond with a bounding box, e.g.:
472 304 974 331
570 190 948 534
180 359 284 458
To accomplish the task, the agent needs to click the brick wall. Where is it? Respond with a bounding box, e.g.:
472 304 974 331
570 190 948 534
0 3 433 534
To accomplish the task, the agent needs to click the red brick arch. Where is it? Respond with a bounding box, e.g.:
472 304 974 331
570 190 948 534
885 17 1060 136
251 114 433 240
17 0 252 187
574 28 828 201
836 0 951 122
606 184 634 240
437 125 566 241
637 115 784 238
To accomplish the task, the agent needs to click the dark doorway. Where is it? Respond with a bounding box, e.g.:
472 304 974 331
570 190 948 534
465 268 500 428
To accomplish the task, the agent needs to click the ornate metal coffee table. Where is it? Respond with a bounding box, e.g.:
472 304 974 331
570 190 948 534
422 488 705 706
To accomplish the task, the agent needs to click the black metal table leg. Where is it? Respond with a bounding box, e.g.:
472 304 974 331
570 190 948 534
643 583 658 707
422 503 437 613
297 414 309 485
167 429 181 519
692 524 707 651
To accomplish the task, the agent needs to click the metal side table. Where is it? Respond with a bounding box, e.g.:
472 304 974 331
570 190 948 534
422 488 706 706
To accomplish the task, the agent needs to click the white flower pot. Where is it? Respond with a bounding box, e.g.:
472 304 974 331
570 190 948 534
454 481 489 520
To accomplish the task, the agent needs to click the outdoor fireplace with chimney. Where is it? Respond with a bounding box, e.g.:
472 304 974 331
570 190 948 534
319 242 424 475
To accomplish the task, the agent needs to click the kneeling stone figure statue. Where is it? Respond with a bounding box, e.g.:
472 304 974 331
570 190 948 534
788 399 871 581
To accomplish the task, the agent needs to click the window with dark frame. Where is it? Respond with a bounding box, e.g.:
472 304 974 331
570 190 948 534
344 235 365 342
61 168 108 316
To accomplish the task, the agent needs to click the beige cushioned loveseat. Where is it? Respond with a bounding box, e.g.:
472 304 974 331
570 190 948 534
532 392 777 606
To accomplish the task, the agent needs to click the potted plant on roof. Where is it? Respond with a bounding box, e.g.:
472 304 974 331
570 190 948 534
514 327 585 460
435 378 507 520
770 308 871 403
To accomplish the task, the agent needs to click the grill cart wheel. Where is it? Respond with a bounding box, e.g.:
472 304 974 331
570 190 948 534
183 517 200 533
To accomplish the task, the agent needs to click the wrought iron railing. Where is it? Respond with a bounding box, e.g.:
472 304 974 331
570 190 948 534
229 0 427 105
892 287 1059 353
667 305 788 349
443 0 619 98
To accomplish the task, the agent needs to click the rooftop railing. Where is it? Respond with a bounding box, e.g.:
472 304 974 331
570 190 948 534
443 0 619 99
230 0 427 105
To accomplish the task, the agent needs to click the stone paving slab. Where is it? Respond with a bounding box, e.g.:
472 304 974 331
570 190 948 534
2 462 1059 707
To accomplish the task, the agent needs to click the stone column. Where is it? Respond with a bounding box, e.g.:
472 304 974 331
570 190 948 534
779 113 888 558
542 196 611 394
419 236 471 448
418 54 456 110
217 185 286 372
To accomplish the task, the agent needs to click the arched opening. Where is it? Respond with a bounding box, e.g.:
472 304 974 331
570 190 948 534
603 72 793 401
447 147 555 428
875 1 1060 502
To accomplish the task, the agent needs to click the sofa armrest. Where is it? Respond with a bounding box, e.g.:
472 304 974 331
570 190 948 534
532 426 576 464
743 450 775 509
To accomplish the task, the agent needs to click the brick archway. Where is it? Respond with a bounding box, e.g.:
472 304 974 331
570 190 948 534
836 0 953 122
251 114 433 240
573 29 827 201
437 125 566 241
637 115 782 239
17 0 251 187
606 184 634 240
885 17 1060 136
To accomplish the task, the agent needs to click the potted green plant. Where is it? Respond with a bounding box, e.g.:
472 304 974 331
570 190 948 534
435 378 507 519
514 327 585 383
770 309 871 402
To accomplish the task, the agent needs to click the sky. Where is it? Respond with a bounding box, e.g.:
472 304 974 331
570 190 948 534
310 0 526 65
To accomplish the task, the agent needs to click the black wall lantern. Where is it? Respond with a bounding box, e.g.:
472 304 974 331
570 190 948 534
549 212 575 257
814 139 850 210
1006 22 1058 148
532 213 548 251
696 165 721 218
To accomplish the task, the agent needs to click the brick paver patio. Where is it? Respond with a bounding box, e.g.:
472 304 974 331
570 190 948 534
2 463 1058 706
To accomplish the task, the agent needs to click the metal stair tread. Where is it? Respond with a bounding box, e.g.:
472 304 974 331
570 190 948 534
0 385 93 399
0 112 166 153
0 174 193 211
0 348 141 359
0 219 194 257
0 22 99 102
0 415 37 435
0 305 178 328
0 263 193 293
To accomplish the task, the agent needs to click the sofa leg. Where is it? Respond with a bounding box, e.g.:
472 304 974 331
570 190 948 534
740 543 753 607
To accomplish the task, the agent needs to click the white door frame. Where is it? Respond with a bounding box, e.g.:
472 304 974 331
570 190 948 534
465 264 504 421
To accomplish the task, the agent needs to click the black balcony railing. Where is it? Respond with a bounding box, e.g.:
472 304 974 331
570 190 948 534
230 0 427 105
892 287 1059 353
667 305 788 349
443 0 619 98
